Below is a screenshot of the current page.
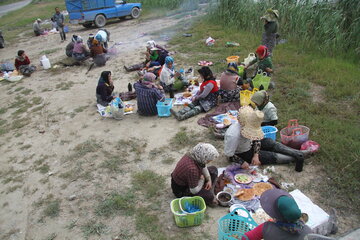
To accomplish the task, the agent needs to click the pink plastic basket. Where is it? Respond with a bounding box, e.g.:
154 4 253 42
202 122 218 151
280 119 310 149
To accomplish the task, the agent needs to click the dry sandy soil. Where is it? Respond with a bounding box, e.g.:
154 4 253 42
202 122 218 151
0 11 357 240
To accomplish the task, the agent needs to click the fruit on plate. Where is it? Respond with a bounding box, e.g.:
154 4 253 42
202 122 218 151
234 174 253 184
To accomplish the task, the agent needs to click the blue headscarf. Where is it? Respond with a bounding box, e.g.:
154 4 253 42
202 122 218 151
165 56 174 70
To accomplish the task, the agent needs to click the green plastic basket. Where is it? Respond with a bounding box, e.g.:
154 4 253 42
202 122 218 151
170 196 206 227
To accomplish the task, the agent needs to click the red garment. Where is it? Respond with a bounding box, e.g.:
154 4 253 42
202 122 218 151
243 223 264 240
171 155 201 189
200 80 218 93
14 56 30 70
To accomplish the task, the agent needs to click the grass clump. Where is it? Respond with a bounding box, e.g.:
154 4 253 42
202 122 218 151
56 81 74 90
68 139 101 159
135 208 167 240
100 156 124 172
170 127 199 149
81 220 107 239
43 200 61 218
132 170 165 198
95 192 136 217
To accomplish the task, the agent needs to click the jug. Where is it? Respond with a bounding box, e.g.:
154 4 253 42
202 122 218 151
40 55 51 70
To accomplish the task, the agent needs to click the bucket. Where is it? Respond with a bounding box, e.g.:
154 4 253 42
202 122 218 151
226 56 239 64
40 56 51 69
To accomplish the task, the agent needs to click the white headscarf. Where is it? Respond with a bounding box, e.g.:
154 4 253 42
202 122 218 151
146 40 156 49
189 143 219 167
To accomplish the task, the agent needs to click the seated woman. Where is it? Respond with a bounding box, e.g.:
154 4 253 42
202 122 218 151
159 56 180 92
219 62 241 102
65 35 78 57
124 40 167 72
96 71 115 106
14 50 36 77
72 36 90 62
224 106 310 172
133 72 165 116
242 188 312 240
171 143 219 206
90 39 108 66
245 45 273 77
171 66 219 121
251 90 278 126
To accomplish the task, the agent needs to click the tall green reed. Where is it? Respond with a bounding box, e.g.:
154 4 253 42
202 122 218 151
208 0 360 60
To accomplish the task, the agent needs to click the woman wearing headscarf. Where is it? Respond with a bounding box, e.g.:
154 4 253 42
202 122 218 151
242 189 312 240
133 72 165 116
261 9 279 55
171 143 219 205
90 39 108 66
246 45 273 77
66 35 78 57
219 62 241 102
96 71 115 106
171 66 219 121
14 50 36 77
72 36 90 62
224 106 311 172
159 56 180 92
251 90 278 126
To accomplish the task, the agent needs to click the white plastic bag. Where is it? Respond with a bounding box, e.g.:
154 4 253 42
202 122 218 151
205 37 215 46
244 53 256 66
110 97 124 120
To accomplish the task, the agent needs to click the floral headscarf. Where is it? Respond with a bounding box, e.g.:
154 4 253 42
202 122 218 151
189 143 219 168
141 72 157 88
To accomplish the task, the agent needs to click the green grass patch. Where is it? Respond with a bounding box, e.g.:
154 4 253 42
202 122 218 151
43 199 61 218
99 155 124 172
81 220 107 239
132 170 165 198
95 192 136 217
55 81 74 90
40 47 62 56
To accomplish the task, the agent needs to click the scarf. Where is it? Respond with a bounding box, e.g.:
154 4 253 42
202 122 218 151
165 56 174 70
257 91 270 110
141 72 157 88
256 45 270 59
16 56 25 62
275 220 306 234
189 143 219 168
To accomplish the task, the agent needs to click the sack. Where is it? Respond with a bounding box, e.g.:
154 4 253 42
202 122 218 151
244 53 256 66
1 62 15 71
214 171 226 195
300 140 320 153
252 70 271 90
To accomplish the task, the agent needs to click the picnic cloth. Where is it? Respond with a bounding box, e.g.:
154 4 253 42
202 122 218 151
197 101 241 128
97 101 135 117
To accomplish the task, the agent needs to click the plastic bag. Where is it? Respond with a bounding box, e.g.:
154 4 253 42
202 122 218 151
252 70 271 90
110 97 124 120
244 53 256 66
205 37 215 46
300 140 320 153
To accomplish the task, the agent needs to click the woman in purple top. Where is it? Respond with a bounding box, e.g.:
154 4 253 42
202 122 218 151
72 36 90 62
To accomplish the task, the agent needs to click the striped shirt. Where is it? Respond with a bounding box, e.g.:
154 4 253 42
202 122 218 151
134 82 164 116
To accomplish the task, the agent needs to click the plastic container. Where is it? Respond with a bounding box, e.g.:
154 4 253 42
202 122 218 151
218 208 258 240
244 53 256 66
170 196 206 228
156 98 173 117
262 126 278 141
280 119 310 149
40 56 51 69
239 89 258 107
226 56 239 64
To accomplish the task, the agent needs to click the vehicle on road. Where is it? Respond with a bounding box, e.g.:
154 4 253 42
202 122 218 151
65 0 141 28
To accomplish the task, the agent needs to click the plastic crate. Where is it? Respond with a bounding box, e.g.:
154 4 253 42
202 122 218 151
262 126 278 141
156 98 173 117
170 196 206 228
218 208 258 240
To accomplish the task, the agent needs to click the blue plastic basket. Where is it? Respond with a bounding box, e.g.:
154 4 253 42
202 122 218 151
262 126 278 141
218 208 258 240
156 98 173 117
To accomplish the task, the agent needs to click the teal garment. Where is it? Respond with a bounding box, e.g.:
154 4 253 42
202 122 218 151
250 56 273 72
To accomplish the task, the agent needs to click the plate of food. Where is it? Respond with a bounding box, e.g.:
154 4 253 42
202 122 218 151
234 174 253 184
234 188 255 201
253 182 273 196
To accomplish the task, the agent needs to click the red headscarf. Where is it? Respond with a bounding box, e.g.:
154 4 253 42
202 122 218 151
256 45 270 59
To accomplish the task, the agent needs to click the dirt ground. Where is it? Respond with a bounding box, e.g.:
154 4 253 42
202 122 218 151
0 12 358 240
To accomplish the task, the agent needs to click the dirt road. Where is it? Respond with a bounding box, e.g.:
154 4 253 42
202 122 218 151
0 0 32 17
0 10 357 240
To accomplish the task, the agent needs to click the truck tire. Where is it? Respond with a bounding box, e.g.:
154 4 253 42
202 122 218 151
130 7 140 19
82 22 93 28
94 14 106 28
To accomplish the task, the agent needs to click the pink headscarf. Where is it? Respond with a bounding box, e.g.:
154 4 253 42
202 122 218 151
142 72 157 88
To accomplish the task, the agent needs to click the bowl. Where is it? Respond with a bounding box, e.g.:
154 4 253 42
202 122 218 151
216 191 232 207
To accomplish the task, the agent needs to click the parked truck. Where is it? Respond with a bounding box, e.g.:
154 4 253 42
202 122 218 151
65 0 141 28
